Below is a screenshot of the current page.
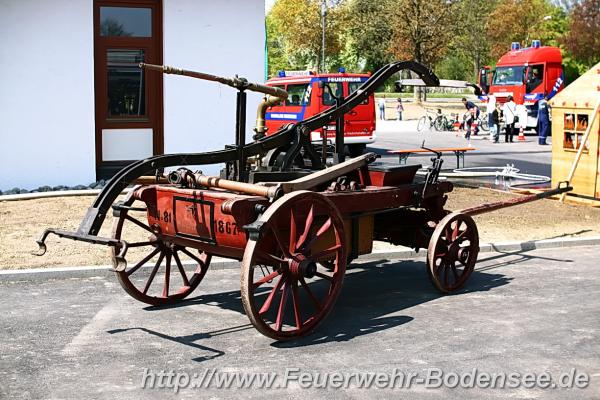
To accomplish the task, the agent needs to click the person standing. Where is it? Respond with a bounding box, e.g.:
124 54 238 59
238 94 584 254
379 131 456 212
396 98 404 121
461 97 480 136
486 94 496 139
502 95 517 143
378 96 386 120
537 95 551 145
490 102 501 143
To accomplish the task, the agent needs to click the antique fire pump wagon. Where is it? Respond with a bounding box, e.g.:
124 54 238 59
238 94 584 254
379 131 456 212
36 61 571 341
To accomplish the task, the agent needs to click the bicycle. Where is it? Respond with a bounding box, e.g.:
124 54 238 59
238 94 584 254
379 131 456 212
417 108 447 132
417 109 434 132
476 113 489 131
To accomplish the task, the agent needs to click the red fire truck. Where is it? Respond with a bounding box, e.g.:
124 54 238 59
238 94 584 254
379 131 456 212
478 40 564 130
265 69 375 157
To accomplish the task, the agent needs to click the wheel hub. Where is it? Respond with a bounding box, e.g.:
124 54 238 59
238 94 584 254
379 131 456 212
288 255 317 279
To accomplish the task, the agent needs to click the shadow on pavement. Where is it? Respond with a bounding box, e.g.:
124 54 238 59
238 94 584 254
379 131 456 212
475 246 573 273
273 259 510 348
105 247 576 357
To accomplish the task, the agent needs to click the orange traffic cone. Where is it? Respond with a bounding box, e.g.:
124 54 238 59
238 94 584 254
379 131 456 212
517 126 525 141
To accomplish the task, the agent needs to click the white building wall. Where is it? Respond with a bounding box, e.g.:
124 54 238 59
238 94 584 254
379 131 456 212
0 0 265 190
0 0 96 190
163 0 265 176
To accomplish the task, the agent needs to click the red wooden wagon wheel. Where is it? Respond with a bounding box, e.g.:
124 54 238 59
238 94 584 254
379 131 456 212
111 192 211 306
241 191 346 341
427 211 479 293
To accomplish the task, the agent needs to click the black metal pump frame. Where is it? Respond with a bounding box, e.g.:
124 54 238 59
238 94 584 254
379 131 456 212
35 60 439 253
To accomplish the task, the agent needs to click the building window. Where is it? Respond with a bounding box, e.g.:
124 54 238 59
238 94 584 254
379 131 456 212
107 49 146 118
100 7 152 37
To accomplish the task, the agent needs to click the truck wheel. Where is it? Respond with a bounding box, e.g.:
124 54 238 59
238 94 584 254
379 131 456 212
347 144 366 158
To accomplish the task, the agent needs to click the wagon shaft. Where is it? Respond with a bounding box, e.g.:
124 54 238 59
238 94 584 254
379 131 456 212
459 182 572 217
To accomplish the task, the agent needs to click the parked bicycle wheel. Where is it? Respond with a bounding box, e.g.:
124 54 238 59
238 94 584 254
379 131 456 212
479 116 489 131
417 116 430 132
434 116 448 131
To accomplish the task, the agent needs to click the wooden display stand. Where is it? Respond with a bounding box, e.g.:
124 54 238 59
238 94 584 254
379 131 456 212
550 63 600 206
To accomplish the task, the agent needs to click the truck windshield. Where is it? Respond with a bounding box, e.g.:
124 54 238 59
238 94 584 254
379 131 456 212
285 83 312 106
493 66 525 86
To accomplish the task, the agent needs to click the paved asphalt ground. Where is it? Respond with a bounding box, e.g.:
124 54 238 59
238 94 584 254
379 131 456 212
372 120 551 179
0 116 590 399
1 246 599 399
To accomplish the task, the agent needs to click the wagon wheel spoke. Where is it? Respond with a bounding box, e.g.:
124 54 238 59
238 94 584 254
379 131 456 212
172 250 190 287
269 223 291 258
433 257 444 274
275 281 290 332
124 214 154 234
256 250 287 265
314 271 334 282
289 209 297 253
296 205 314 250
126 247 161 277
162 252 172 298
443 262 450 288
127 240 158 248
452 220 463 240
300 276 322 311
259 274 286 315
450 262 459 281
178 247 204 267
143 252 165 295
444 225 453 242
454 229 467 243
291 281 303 329
310 243 341 261
253 269 281 289
303 217 333 252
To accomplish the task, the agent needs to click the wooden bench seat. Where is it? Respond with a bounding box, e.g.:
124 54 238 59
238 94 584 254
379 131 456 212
388 147 476 168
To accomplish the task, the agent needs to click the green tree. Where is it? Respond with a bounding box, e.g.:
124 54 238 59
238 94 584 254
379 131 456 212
453 0 497 81
265 13 293 76
388 0 457 100
341 0 395 72
388 0 457 67
435 52 473 81
266 0 347 75
561 0 600 67
486 0 556 60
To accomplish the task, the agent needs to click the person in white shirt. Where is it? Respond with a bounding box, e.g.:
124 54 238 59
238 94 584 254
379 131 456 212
502 96 517 142
486 94 496 141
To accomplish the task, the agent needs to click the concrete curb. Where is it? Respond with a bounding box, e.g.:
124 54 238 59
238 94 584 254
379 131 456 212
1 236 599 283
